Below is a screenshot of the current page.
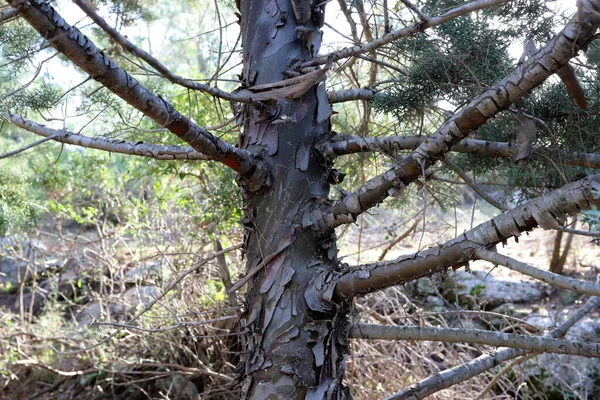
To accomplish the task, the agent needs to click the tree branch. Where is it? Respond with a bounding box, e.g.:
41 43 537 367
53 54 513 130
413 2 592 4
349 324 600 358
7 0 258 175
328 88 375 103
385 293 600 400
2 113 210 161
72 0 250 103
0 5 17 24
307 6 600 232
331 173 600 299
441 157 506 211
323 135 600 169
302 0 512 68
475 248 600 297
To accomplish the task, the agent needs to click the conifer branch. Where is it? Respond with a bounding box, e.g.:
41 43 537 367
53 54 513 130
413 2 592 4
307 4 600 232
2 113 211 161
331 173 600 299
5 0 258 175
72 0 251 103
323 135 600 169
385 294 600 400
302 0 512 69
475 248 600 297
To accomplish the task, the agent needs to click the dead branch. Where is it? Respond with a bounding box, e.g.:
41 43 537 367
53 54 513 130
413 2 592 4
302 0 512 68
323 134 600 169
385 293 600 400
72 0 250 103
441 157 505 211
2 113 211 160
349 324 600 358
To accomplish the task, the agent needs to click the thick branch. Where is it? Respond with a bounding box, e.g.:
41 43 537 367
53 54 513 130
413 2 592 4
0 5 17 23
72 0 250 103
307 5 600 231
475 248 600 297
302 0 511 68
323 135 600 169
349 324 600 358
7 0 257 174
386 294 600 400
3 113 210 161
332 173 600 299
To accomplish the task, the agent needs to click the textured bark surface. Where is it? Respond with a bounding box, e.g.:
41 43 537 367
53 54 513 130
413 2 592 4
333 174 600 299
307 5 600 232
236 1 349 398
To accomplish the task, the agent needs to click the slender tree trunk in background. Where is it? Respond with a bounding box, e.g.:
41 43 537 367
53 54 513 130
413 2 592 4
237 1 349 398
549 222 576 275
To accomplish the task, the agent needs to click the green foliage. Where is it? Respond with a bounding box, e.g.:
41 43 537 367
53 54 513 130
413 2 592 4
0 168 44 236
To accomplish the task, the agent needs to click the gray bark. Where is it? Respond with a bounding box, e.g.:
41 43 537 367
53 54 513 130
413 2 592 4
236 0 349 398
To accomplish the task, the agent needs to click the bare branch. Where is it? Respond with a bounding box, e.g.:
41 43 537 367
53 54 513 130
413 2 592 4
475 248 600 296
2 113 211 160
0 5 17 24
349 324 600 358
307 8 600 232
323 135 600 169
302 0 512 68
557 226 600 238
7 0 258 174
328 88 375 103
385 294 600 400
72 0 250 103
0 132 58 159
442 157 506 211
52 243 242 355
331 174 600 299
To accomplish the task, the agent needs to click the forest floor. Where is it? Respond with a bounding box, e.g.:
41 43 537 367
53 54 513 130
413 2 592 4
1 194 600 400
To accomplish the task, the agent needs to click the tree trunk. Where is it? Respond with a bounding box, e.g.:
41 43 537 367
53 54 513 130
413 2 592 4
237 1 349 398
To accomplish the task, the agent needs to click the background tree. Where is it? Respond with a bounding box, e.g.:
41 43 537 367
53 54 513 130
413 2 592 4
2 0 600 399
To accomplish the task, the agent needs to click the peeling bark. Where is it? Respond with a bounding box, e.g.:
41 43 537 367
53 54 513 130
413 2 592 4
236 0 349 398
332 174 600 299
308 5 600 232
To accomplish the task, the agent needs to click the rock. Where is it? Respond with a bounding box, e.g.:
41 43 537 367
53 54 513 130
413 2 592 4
448 270 545 308
124 261 161 283
122 285 159 308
